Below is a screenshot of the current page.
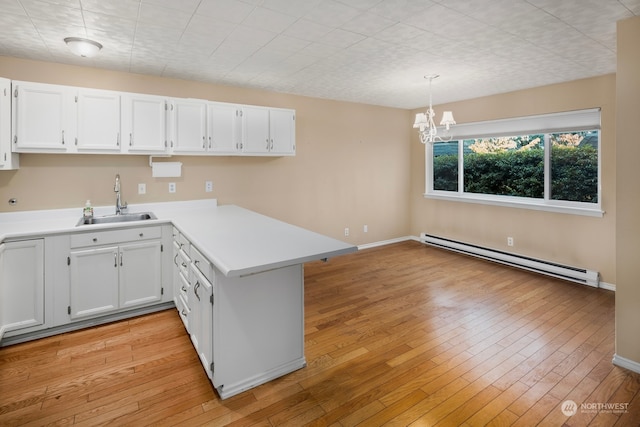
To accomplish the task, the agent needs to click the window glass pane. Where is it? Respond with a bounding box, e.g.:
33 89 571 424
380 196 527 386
463 135 544 198
550 131 598 203
433 141 458 191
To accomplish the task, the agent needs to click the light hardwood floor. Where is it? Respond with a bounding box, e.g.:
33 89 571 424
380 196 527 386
1 241 639 426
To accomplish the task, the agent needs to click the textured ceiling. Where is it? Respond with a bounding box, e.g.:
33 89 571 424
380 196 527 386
0 0 638 109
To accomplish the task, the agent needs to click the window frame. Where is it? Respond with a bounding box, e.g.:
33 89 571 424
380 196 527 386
424 109 603 217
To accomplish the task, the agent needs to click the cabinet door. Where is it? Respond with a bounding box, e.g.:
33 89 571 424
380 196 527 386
69 246 119 319
122 93 168 153
0 239 44 336
119 240 162 309
208 102 241 154
13 81 75 152
269 109 296 155
77 89 121 152
171 99 207 153
190 264 213 379
241 105 270 154
0 78 18 170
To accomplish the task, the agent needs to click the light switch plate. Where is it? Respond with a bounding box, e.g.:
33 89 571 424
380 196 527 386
138 183 146 195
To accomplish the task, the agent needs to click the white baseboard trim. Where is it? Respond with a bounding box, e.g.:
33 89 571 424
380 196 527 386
357 236 419 250
599 281 616 292
612 354 640 374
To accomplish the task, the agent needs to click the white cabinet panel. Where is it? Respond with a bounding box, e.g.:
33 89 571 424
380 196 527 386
269 108 296 155
240 106 295 156
190 263 213 380
0 239 44 336
241 105 270 154
12 81 75 152
208 102 241 154
0 78 18 169
119 240 162 308
77 89 121 152
69 246 119 319
122 93 168 153
170 99 207 153
69 226 164 320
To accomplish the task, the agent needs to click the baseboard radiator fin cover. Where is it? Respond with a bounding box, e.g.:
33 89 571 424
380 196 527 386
420 233 599 287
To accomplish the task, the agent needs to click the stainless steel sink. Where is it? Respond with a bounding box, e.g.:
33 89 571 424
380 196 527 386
76 212 157 226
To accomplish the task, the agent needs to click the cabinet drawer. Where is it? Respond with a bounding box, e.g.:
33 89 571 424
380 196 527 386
174 230 190 255
71 226 162 248
176 294 190 330
191 245 214 284
178 266 190 303
177 248 190 279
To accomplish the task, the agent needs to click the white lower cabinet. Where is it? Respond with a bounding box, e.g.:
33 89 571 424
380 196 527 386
0 239 45 339
190 263 213 379
69 226 163 320
171 228 304 399
69 245 119 319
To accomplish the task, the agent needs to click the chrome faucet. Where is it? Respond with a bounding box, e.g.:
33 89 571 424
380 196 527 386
114 174 127 214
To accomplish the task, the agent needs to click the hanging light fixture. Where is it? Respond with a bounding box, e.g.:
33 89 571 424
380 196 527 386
64 37 103 58
413 74 456 144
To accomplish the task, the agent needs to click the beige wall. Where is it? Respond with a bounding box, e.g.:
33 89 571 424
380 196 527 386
409 74 617 284
0 56 412 244
615 16 640 365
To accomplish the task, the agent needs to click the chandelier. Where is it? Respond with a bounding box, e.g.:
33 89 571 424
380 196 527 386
413 74 456 144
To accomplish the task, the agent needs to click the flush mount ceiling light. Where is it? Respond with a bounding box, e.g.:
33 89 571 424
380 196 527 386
64 37 103 58
413 74 456 144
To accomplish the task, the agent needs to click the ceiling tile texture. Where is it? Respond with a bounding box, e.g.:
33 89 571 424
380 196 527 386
0 0 637 109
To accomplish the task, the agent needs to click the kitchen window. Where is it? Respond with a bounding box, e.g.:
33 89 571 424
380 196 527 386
425 109 602 217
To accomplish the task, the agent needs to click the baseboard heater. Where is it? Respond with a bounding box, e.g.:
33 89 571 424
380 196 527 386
420 233 599 287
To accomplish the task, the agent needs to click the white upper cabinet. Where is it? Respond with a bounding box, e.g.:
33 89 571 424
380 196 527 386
6 79 295 157
76 89 121 152
241 106 270 155
269 108 296 155
170 98 207 153
241 106 295 156
208 102 242 154
0 78 18 170
12 81 76 153
121 93 168 154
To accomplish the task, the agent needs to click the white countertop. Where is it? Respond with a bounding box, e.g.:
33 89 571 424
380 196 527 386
0 200 357 277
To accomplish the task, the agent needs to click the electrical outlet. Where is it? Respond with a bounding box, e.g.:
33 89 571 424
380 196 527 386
168 182 176 193
138 183 146 195
205 181 213 192
363 225 368 233
507 236 514 247
344 227 350 237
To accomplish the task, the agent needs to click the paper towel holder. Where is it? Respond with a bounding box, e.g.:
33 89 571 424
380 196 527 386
149 156 182 178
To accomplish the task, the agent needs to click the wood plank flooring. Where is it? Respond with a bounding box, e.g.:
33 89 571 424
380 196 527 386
1 241 639 426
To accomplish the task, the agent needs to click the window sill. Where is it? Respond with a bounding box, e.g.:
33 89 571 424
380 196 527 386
424 192 604 217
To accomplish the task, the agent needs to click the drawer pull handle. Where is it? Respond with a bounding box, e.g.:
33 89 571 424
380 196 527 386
139 233 144 237
194 281 201 301
174 253 179 266
114 253 117 267
93 238 98 242
181 262 187 268
181 309 187 318
194 260 199 265
181 285 187 292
